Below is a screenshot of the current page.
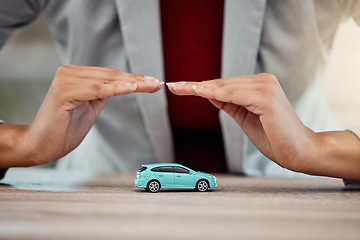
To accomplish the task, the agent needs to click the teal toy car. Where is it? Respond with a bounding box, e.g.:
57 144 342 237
135 163 217 193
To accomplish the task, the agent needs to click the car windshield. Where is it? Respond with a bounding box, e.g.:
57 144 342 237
138 167 147 172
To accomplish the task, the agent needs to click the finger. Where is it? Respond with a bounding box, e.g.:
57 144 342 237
167 74 278 96
208 99 248 125
208 98 273 160
207 99 224 109
83 73 162 93
58 64 163 91
166 81 199 95
192 85 264 112
148 81 165 93
56 80 137 109
204 78 266 90
65 64 136 78
65 76 165 99
60 65 134 81
76 66 159 85
219 103 249 125
169 80 271 98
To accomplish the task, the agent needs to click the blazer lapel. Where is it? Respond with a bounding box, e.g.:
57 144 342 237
114 0 174 163
220 0 267 174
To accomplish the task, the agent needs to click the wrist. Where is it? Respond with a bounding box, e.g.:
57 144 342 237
303 131 360 179
0 124 38 168
300 131 331 175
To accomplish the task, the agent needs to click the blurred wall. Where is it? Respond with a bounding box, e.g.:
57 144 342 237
0 17 359 128
325 19 360 129
0 18 61 124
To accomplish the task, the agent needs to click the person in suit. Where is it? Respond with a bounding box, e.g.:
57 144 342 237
0 0 359 183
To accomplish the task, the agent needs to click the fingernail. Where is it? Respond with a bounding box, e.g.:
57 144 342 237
126 83 137 90
159 81 165 85
169 81 187 87
143 76 159 82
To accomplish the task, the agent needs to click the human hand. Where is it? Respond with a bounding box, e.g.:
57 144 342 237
2 64 163 167
167 74 316 173
167 74 360 179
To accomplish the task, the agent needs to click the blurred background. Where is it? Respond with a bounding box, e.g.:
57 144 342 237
0 18 61 125
0 17 360 128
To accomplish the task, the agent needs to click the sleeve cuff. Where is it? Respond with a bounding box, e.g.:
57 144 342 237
0 169 8 180
346 126 360 140
343 179 360 189
343 126 360 188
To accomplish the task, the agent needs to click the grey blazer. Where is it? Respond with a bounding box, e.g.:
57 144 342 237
1 0 360 178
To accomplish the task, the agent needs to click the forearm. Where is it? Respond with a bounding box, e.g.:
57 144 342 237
304 130 360 180
0 123 35 168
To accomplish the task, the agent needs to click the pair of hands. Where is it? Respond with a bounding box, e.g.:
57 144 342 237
21 64 310 170
2 64 360 179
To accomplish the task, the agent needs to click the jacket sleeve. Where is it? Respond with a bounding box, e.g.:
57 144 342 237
0 121 7 180
338 0 360 26
0 0 48 48
343 126 360 189
0 169 8 181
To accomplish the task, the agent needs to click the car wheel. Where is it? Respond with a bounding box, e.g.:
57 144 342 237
196 180 209 192
147 180 160 193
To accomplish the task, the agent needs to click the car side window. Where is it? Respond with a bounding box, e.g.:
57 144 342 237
138 167 147 172
159 166 173 173
174 167 190 174
151 167 174 172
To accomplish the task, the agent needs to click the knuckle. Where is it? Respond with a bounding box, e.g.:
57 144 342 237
91 83 102 91
106 69 132 80
259 74 279 96
55 64 78 78
112 84 119 96
257 73 279 85
264 80 276 93
66 64 78 68
258 72 277 81
55 65 68 75
134 74 145 79
107 69 120 78
213 79 225 88
263 72 277 81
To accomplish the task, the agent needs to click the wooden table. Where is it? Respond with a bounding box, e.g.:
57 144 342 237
0 168 359 240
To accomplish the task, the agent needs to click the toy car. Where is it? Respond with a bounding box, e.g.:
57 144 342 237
134 163 217 193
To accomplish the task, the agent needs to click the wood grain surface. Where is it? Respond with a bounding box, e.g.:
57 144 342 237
0 168 359 240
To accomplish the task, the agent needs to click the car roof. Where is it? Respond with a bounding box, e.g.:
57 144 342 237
141 163 188 168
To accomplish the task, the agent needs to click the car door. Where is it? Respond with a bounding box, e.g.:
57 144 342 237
155 166 174 188
174 167 194 188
